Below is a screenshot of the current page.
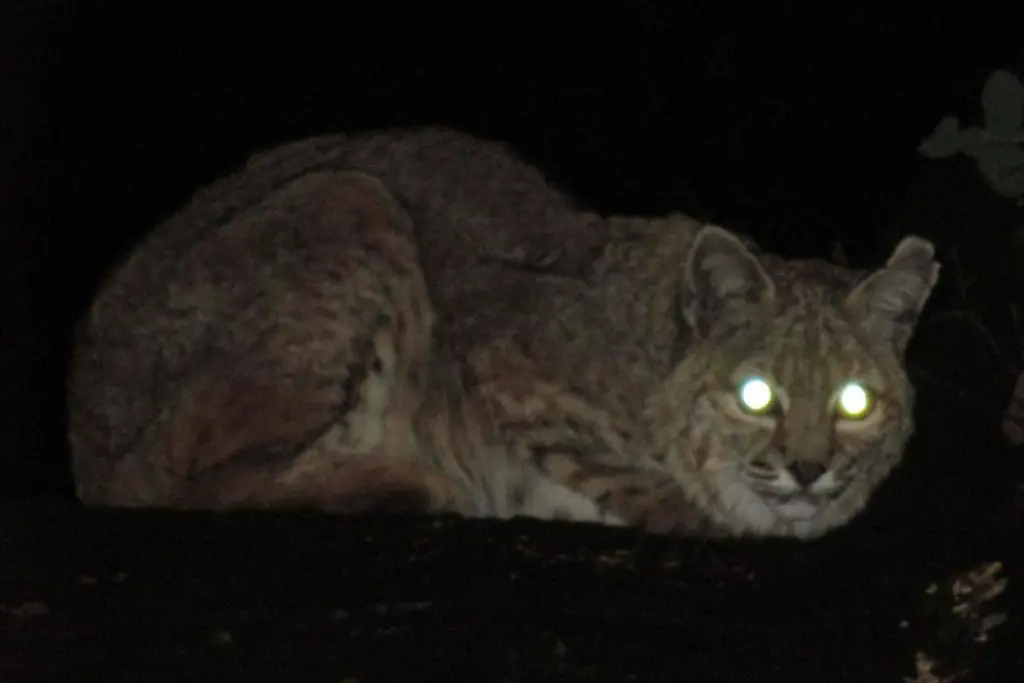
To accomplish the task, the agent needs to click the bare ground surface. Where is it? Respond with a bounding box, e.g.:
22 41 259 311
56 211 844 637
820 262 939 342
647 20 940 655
0 499 1019 683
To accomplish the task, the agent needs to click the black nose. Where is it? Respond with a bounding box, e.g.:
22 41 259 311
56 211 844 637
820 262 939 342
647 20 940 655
788 461 827 487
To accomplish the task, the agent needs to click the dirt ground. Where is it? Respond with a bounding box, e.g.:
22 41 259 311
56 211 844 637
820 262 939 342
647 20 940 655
0 493 1019 683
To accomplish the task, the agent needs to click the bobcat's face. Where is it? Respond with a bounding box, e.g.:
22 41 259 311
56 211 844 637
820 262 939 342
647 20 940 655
669 306 916 538
649 226 939 539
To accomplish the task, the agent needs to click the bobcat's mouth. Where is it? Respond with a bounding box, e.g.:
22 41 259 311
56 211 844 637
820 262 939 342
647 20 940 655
760 484 846 521
741 458 846 523
699 461 851 536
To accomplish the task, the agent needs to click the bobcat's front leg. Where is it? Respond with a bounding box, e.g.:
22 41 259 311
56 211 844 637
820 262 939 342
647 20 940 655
470 349 706 533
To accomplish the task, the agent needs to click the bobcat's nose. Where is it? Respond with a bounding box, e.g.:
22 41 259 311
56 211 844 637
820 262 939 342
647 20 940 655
787 461 827 488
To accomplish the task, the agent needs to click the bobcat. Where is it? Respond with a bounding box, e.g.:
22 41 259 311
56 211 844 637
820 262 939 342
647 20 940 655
68 127 940 539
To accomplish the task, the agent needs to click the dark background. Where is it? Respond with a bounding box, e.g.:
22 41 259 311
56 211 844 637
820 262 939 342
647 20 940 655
2 4 1023 680
2 1 1022 528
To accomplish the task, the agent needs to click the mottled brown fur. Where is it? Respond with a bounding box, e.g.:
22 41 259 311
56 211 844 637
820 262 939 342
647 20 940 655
69 128 939 538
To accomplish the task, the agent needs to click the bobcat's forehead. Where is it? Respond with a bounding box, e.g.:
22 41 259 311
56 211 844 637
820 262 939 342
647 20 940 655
754 300 879 380
760 254 866 302
721 259 887 388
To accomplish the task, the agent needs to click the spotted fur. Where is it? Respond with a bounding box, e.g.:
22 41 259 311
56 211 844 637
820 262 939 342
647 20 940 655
68 129 939 539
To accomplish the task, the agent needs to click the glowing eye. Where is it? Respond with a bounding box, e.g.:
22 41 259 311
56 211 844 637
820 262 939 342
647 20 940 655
738 376 777 414
836 381 872 419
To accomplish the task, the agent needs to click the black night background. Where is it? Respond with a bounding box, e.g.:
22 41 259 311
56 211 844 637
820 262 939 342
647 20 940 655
1 3 1022 681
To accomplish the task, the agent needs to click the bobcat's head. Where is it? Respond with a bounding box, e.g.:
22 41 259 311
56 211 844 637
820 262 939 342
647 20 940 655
649 226 940 538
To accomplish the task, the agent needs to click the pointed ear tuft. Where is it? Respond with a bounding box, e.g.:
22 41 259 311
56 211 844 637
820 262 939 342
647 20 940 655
845 235 941 352
684 225 775 337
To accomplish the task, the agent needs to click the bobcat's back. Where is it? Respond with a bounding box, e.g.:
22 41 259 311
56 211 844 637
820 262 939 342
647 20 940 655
68 128 603 504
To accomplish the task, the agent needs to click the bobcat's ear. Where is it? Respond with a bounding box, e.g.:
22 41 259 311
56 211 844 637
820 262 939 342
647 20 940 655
844 235 940 352
684 225 775 338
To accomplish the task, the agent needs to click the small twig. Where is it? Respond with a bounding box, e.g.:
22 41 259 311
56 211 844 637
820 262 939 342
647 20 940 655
911 365 1007 419
925 243 1023 373
946 246 979 306
1008 303 1022 342
926 309 1021 373
830 241 848 267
